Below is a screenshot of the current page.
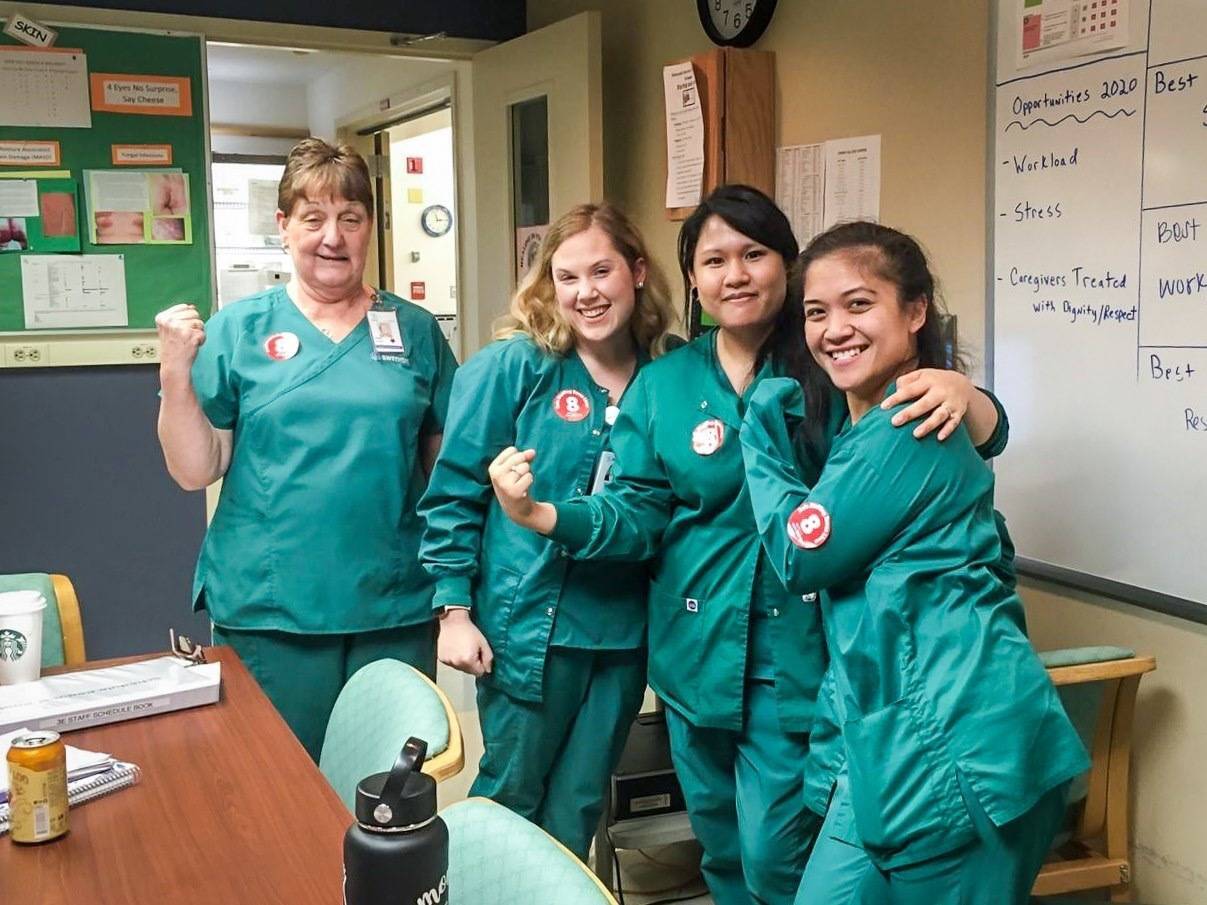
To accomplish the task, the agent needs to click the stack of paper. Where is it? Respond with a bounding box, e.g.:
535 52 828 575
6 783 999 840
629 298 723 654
0 728 114 802
0 728 141 834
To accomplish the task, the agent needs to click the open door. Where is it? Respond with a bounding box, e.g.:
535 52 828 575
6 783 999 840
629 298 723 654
465 11 603 352
335 127 393 292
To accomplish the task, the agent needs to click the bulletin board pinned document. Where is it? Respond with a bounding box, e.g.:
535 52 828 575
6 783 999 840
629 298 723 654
0 22 212 335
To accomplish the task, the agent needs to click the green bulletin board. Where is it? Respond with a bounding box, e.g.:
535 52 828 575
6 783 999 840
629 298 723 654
0 23 212 333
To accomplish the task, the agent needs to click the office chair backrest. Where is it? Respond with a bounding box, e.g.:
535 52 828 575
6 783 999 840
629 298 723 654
0 572 86 668
320 658 462 810
443 798 618 904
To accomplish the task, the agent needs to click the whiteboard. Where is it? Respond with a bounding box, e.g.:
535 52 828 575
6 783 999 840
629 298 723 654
991 0 1207 615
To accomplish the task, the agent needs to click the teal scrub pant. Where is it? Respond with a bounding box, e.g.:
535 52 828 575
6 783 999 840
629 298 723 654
469 646 646 861
795 771 1069 905
664 678 819 905
211 622 437 762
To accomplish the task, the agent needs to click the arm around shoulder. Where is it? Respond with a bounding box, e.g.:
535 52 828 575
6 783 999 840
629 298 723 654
742 384 924 593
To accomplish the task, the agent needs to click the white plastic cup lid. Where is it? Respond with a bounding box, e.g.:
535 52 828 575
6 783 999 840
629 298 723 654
0 590 48 616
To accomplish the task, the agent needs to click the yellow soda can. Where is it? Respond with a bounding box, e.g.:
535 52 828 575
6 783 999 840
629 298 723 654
7 730 69 844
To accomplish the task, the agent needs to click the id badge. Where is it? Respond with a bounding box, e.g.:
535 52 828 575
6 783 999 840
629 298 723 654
589 450 616 495
367 307 406 361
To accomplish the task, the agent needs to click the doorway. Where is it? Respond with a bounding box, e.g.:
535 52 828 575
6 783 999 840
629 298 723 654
348 104 460 352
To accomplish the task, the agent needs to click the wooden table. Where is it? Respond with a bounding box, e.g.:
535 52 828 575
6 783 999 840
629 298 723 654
0 647 352 904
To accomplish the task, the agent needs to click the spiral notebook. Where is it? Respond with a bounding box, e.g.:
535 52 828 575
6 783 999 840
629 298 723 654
0 760 141 835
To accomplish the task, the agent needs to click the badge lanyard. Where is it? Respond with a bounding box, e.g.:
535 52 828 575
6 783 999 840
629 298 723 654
366 290 408 362
588 403 622 494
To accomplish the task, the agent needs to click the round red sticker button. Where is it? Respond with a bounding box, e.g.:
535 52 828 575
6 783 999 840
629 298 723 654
264 332 300 361
691 418 725 456
553 389 591 422
786 501 831 549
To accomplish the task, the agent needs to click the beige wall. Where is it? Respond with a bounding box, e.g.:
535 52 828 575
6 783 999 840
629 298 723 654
529 0 990 374
527 1 1207 901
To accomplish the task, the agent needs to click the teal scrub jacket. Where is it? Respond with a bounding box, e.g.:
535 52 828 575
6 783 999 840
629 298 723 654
549 333 1010 733
549 332 836 732
417 336 647 704
740 378 1089 870
190 286 457 633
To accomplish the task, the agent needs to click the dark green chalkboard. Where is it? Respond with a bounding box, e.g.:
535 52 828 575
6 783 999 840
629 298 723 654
0 24 211 332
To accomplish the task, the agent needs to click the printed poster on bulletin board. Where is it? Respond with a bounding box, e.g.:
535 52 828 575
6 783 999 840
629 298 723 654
84 170 192 245
0 176 81 253
0 21 212 336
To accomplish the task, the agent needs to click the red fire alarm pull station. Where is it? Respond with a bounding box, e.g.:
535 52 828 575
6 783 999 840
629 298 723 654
406 157 423 174
410 281 427 300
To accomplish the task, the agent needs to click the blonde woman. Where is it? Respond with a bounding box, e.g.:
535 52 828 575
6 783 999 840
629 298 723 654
418 203 677 859
156 139 457 760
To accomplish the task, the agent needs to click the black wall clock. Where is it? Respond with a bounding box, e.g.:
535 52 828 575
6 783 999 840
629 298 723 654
697 0 778 48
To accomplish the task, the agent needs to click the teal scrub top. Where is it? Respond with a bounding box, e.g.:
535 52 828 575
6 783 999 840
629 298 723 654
190 286 457 634
740 377 1089 870
417 335 647 704
548 331 836 732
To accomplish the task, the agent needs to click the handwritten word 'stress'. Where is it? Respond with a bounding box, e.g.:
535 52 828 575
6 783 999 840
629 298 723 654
993 0 1207 607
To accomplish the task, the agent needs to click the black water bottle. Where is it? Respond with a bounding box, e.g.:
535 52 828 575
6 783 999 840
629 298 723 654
343 737 449 905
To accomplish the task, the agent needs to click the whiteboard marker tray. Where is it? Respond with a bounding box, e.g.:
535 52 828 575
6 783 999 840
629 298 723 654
0 656 221 735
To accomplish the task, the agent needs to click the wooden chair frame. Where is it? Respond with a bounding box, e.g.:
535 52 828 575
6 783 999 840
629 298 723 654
50 573 87 665
412 667 465 783
1032 655 1156 902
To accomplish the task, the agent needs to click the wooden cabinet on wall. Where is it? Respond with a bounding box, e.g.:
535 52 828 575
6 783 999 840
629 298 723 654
667 47 775 220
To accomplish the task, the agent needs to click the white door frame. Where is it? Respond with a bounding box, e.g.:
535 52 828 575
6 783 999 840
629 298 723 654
336 71 470 360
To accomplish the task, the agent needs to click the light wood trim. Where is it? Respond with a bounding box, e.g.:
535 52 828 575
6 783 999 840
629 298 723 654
415 668 465 783
1034 852 1127 895
1105 673 1143 902
1079 678 1119 837
50 573 86 665
210 123 310 139
722 48 775 198
1046 656 1155 686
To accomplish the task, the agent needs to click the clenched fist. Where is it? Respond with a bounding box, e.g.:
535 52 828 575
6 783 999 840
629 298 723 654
155 303 206 374
488 446 558 535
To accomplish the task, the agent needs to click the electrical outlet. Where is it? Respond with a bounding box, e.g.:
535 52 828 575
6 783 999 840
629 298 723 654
4 343 50 367
130 343 159 361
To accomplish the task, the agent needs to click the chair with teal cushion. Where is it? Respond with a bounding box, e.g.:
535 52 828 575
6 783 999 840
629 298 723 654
443 797 618 904
319 658 463 810
1032 646 1157 903
0 572 86 668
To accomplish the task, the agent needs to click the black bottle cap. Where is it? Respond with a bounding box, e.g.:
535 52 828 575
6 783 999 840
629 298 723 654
354 737 437 831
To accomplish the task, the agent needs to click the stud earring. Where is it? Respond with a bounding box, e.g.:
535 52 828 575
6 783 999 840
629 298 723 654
636 281 644 289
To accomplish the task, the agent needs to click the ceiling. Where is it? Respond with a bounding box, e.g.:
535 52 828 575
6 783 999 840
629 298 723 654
205 43 348 85
46 0 525 41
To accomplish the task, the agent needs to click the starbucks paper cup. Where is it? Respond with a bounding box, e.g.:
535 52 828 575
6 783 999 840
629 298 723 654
0 590 46 684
